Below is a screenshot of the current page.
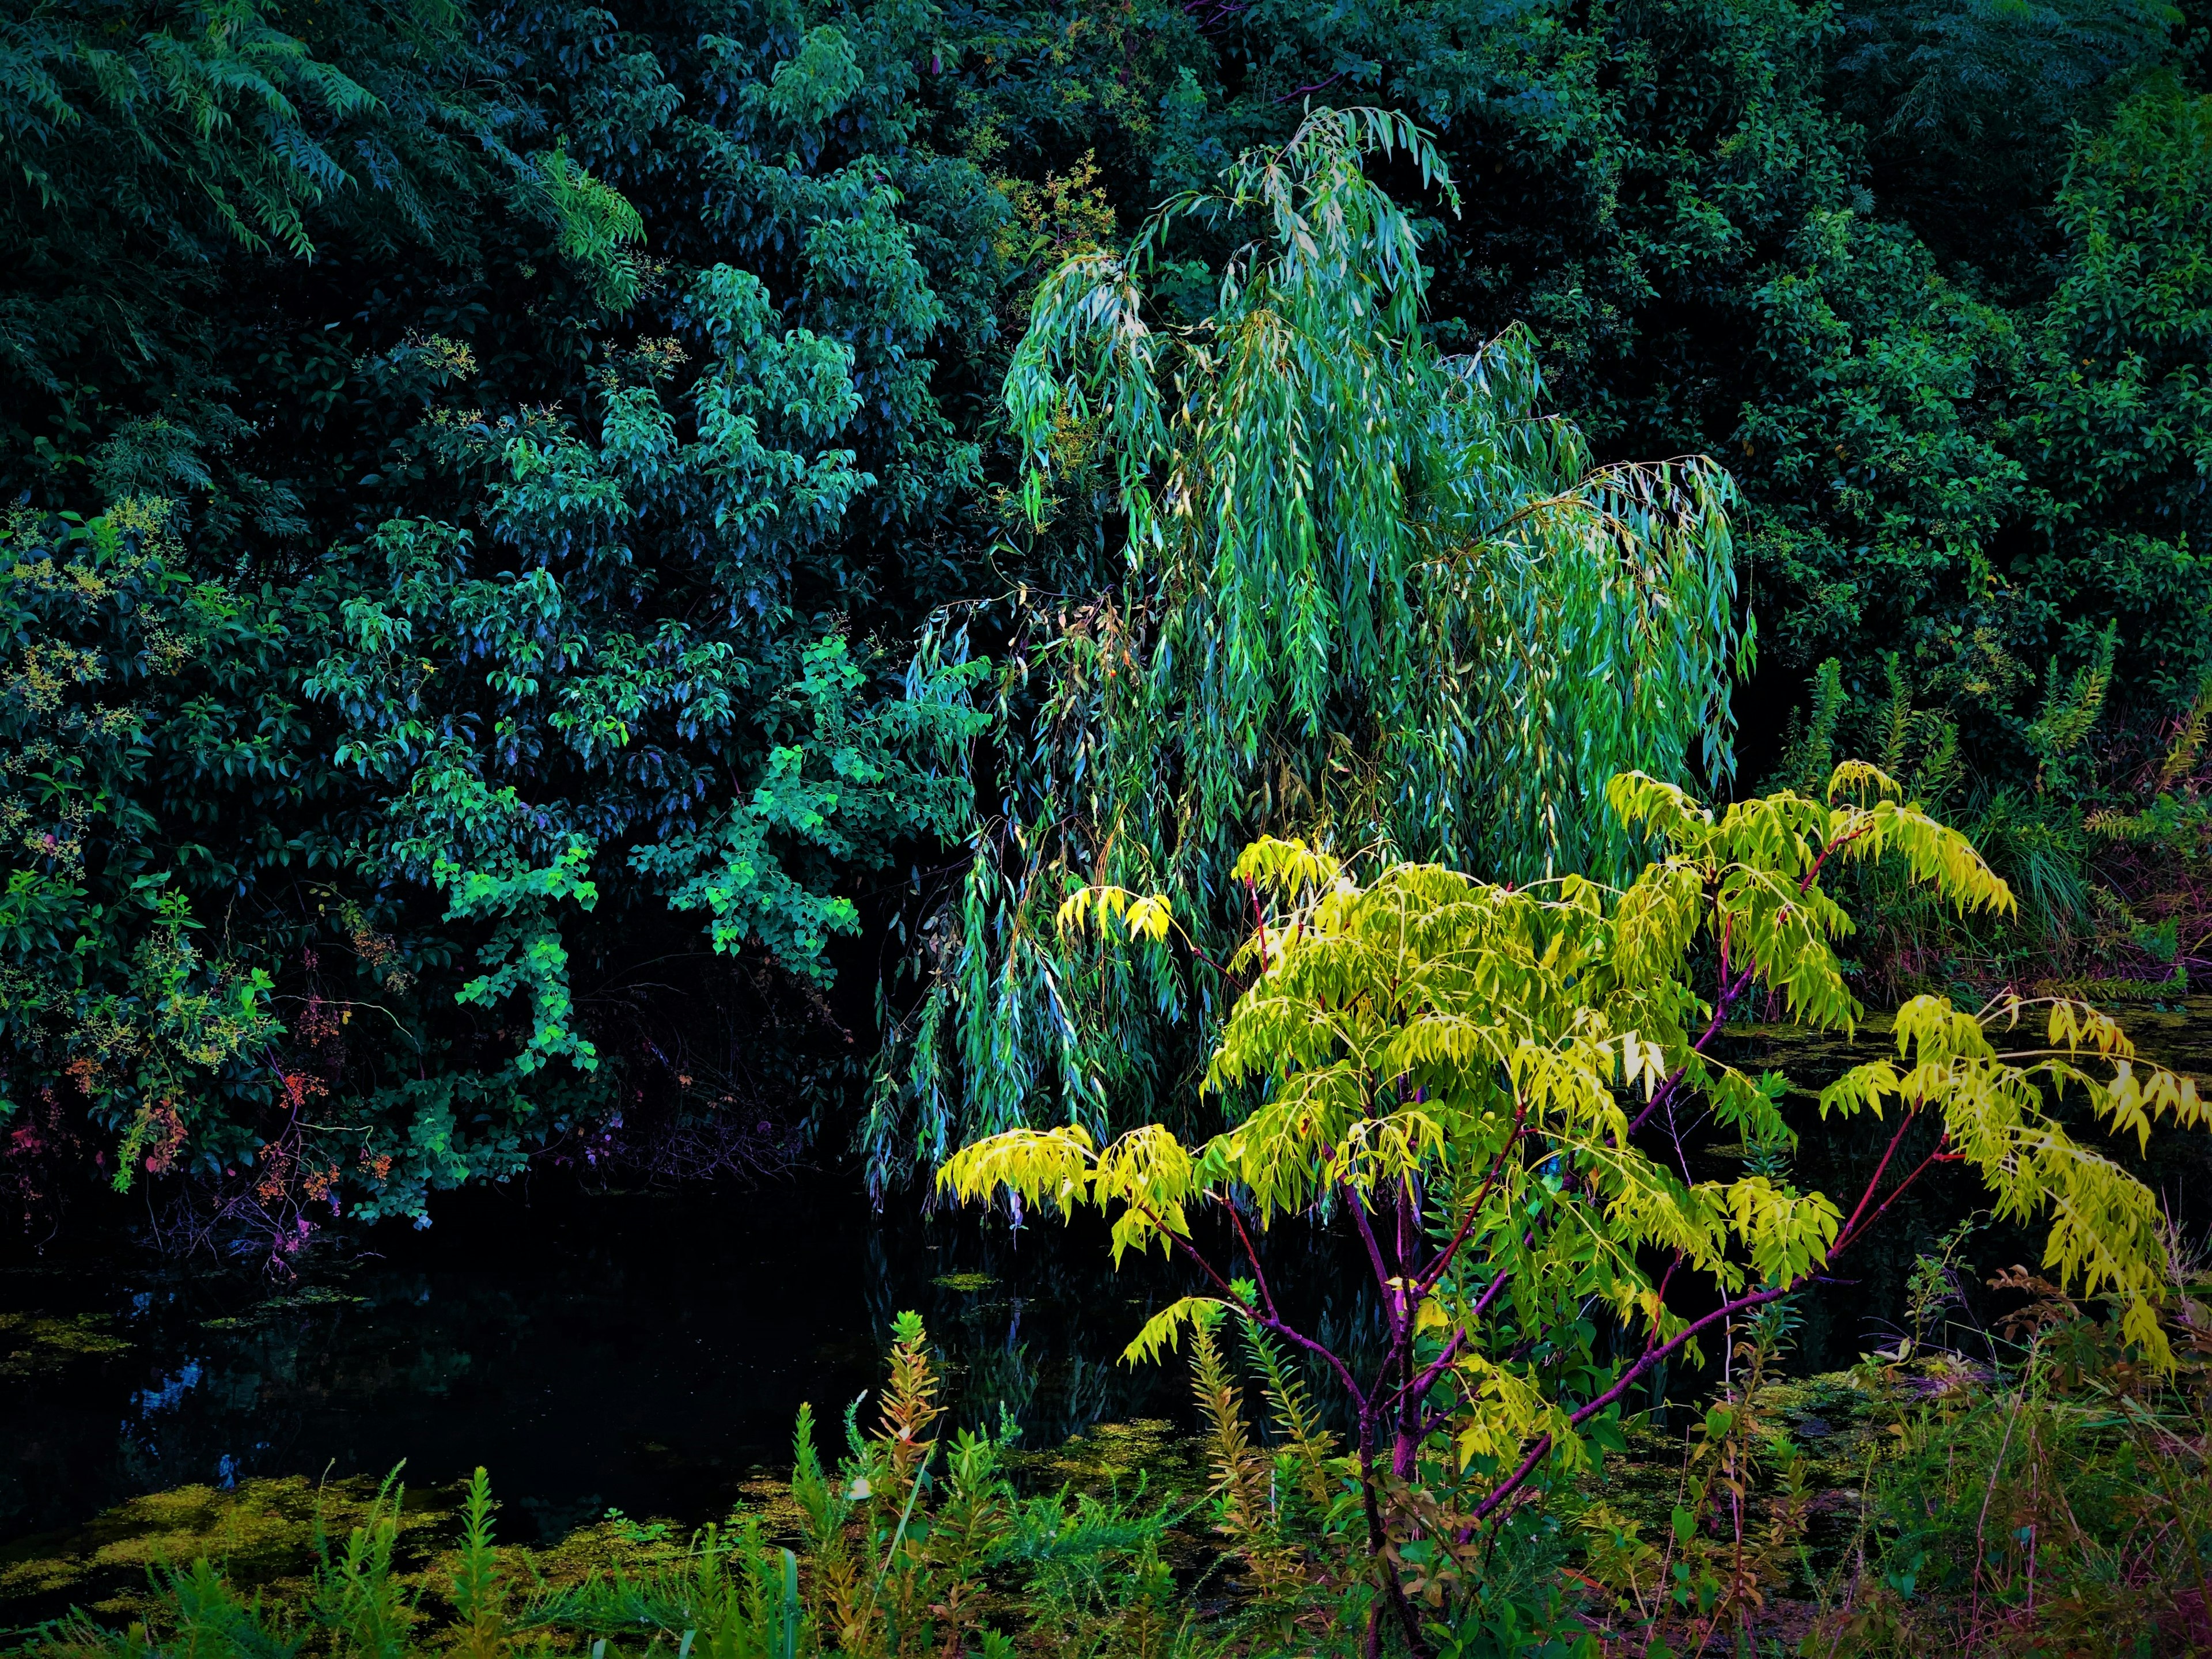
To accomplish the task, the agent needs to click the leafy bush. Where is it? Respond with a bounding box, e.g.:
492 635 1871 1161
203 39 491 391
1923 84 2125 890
940 766 2212 1653
1766 646 2212 999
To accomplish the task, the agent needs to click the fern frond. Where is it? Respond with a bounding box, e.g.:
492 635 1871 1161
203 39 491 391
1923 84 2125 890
1122 1296 1225 1366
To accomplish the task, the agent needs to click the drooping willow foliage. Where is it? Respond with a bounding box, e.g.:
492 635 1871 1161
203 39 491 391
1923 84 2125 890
863 111 1754 1191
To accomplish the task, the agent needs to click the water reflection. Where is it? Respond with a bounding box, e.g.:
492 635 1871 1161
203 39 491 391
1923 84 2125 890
1 1176 1246 1553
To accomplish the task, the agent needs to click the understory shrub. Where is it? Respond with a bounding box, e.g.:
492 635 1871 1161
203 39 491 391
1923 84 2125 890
939 763 2212 1655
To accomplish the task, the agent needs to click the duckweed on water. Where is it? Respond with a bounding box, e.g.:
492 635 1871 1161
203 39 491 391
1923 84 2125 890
0 1315 130 1381
0 1475 453 1627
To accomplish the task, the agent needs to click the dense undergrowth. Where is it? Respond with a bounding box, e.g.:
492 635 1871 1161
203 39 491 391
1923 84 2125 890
7 1 2212 1653
11 770 2212 1657
1764 647 2212 1011
7 1272 2207 1658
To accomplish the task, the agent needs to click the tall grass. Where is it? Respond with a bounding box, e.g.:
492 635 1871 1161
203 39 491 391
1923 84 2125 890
1801 1238 2212 1656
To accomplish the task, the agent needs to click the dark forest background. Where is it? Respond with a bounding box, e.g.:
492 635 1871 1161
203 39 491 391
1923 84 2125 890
5 0 2210 1249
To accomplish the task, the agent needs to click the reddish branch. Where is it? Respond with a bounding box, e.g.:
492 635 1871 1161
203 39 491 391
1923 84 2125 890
1274 70 1347 105
1627 964 1755 1137
1465 1103 1954 1521
1835 1105 1919 1245
1415 1099 1527 1295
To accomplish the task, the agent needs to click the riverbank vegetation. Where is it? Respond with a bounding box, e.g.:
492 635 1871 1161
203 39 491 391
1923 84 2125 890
8 1281 2207 1656
11 772 2212 1654
6 0 2212 1652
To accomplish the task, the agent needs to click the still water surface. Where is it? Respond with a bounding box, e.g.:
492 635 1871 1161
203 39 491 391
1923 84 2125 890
1 1176 1195 1553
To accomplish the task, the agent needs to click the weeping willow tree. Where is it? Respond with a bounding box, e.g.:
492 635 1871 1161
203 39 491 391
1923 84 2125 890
865 110 1752 1191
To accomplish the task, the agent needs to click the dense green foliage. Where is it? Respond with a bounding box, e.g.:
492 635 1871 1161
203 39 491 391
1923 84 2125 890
7 9 2212 1654
3 0 2210 1236
3 0 1006 1234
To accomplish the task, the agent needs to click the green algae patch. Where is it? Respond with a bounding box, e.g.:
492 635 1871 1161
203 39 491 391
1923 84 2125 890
1020 1418 1204 1502
928 1272 998 1293
0 1475 453 1628
199 1285 365 1332
0 1313 131 1381
504 1510 692 1595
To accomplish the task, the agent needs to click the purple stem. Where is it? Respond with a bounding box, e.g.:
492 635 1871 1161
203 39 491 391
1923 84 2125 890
1471 1283 1793 1521
1342 1179 1404 1342
1627 965 1755 1137
1465 1126 1957 1522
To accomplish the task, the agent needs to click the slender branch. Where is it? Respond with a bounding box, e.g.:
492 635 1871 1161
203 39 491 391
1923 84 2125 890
1573 1287 1788 1430
1342 1179 1403 1339
1392 1328 1468 1411
1253 1305 1368 1408
1117 1186 1368 1404
1627 965 1754 1137
1272 68 1347 105
1225 1200 1281 1321
1801 819 1876 893
1392 1262 1517 1416
1366 1331 1410 1418
1469 1430 1559 1523
1470 1283 1793 1521
1244 874 1270 971
1834 1106 1919 1247
1832 1137 1958 1258
1468 1261 1516 1325
1646 1253 1682 1344
1415 1100 1526 1295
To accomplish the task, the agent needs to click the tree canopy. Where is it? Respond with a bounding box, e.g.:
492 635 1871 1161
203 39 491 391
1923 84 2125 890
866 110 1752 1186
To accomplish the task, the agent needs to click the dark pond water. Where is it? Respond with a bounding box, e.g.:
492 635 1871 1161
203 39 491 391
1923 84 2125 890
0 1177 1217 1558
5 1002 2209 1596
